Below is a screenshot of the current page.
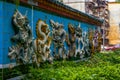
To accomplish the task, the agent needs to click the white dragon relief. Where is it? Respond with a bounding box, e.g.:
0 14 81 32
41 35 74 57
8 9 34 64
75 23 85 59
50 19 66 59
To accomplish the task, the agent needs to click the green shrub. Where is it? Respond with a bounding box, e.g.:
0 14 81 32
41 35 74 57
24 49 120 80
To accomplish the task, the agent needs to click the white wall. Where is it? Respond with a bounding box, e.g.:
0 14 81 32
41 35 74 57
109 3 120 26
108 3 120 44
63 0 86 12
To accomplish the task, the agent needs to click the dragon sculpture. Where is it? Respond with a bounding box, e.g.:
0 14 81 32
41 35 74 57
50 20 66 59
8 9 34 64
94 30 102 52
66 23 76 58
88 29 95 57
82 32 91 57
33 19 52 67
93 30 99 52
97 31 102 52
74 23 85 59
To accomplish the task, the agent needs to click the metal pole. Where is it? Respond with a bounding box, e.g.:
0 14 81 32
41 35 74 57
32 6 34 38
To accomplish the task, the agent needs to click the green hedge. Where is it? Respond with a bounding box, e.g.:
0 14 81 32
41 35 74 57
24 50 120 80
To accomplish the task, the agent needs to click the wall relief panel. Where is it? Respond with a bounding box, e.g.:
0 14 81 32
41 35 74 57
8 10 101 67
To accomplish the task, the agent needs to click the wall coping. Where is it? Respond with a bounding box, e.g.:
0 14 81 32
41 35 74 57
3 0 103 26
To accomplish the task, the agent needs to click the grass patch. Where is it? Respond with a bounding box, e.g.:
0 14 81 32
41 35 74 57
24 50 120 80
2 49 120 80
2 64 31 80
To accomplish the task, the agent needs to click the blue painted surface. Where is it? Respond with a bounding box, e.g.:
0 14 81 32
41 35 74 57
0 1 3 42
0 1 2 17
0 2 3 64
1 2 98 64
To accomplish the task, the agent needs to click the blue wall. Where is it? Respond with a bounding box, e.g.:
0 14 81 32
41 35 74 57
0 2 3 64
0 2 98 64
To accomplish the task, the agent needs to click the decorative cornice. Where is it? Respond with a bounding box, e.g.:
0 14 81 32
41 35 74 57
18 0 103 26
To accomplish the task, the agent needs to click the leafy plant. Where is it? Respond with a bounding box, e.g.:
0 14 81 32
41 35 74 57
23 49 120 80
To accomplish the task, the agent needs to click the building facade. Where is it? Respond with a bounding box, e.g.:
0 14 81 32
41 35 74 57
108 2 120 45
